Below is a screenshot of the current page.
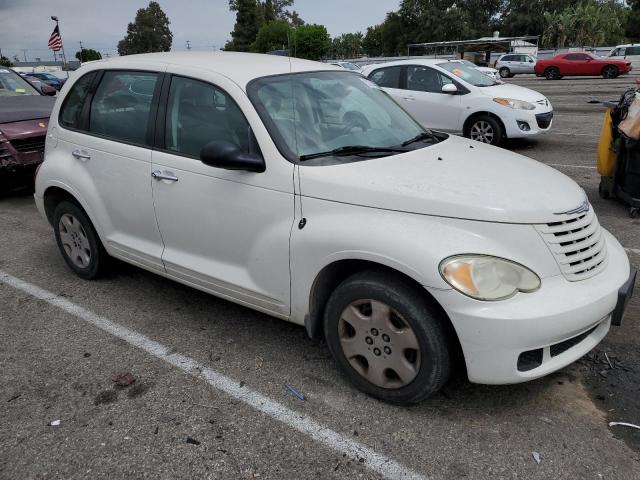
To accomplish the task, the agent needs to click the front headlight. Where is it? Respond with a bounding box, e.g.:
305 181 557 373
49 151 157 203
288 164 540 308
439 255 541 301
493 98 536 110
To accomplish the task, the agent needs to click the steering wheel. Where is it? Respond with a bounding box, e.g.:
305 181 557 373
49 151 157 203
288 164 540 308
340 111 371 135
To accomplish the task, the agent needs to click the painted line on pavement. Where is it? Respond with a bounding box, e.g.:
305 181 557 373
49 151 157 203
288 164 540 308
0 270 425 480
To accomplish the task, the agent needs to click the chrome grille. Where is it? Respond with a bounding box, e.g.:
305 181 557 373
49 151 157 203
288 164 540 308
535 207 608 281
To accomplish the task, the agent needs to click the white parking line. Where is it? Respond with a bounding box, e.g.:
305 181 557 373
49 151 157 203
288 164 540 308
0 270 425 480
547 132 598 137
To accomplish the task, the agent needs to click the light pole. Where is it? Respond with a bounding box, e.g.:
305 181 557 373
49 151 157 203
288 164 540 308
51 15 69 76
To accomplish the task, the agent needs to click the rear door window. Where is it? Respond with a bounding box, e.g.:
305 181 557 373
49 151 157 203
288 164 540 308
501 55 516 62
627 46 640 56
89 71 159 146
59 72 96 130
368 66 402 89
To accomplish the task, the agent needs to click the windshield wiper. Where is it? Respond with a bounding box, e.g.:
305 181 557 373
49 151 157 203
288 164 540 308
299 145 408 161
401 131 439 147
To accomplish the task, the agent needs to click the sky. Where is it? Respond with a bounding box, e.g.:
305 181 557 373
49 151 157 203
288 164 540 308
0 0 400 62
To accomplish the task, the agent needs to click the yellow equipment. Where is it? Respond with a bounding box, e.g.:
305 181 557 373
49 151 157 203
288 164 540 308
597 107 616 177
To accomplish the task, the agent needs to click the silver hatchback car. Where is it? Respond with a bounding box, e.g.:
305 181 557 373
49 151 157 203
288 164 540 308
495 54 536 78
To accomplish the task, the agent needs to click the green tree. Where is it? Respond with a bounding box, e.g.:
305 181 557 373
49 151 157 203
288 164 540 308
362 24 384 57
226 0 261 51
292 24 331 60
542 1 628 49
252 20 290 53
331 32 363 59
628 0 640 42
117 1 172 55
0 56 12 67
75 48 102 62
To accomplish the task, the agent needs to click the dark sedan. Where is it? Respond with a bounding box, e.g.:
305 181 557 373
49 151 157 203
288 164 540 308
0 68 55 192
27 72 66 90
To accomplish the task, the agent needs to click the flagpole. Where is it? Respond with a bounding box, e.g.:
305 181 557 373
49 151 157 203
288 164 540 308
51 15 69 78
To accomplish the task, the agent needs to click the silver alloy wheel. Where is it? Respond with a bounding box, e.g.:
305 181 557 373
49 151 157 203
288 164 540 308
499 67 510 78
469 121 495 144
338 299 421 389
58 213 92 268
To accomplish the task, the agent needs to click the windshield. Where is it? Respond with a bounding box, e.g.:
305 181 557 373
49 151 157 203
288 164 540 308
340 62 361 71
0 68 40 96
248 71 428 163
437 62 498 87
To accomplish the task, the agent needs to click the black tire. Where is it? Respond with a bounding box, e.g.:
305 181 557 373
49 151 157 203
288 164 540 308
464 114 504 146
602 65 618 79
544 67 561 80
598 182 610 199
323 270 452 405
499 67 511 78
53 200 110 279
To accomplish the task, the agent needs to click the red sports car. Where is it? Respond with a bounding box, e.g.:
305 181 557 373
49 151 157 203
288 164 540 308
535 52 632 80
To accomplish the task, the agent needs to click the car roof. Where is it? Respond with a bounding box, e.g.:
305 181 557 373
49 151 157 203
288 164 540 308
361 58 463 72
77 52 341 89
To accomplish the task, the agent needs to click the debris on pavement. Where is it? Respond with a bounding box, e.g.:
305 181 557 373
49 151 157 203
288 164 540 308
186 436 201 445
285 384 305 401
532 452 541 464
605 352 614 370
111 372 136 387
609 422 640 430
48 419 61 427
7 393 21 403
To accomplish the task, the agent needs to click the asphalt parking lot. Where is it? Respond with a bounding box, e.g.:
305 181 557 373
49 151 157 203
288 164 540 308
2 73 640 480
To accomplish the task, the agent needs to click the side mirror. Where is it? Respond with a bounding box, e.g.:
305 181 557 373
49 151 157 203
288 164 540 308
41 84 57 96
442 83 458 95
528 59 534 63
200 141 265 173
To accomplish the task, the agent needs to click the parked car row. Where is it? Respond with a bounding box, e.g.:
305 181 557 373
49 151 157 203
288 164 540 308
31 52 633 404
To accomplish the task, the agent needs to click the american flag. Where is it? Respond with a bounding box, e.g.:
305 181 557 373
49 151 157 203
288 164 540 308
48 25 62 52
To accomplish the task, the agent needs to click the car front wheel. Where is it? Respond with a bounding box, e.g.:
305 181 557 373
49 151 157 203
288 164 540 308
53 200 110 279
465 115 503 146
499 67 511 78
323 270 452 405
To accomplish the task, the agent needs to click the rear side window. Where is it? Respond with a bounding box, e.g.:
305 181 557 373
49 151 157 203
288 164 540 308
89 71 158 145
501 55 516 62
627 46 640 56
59 73 95 129
164 76 251 158
369 66 402 89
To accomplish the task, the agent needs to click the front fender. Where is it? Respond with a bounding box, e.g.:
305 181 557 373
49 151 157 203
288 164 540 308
289 197 561 325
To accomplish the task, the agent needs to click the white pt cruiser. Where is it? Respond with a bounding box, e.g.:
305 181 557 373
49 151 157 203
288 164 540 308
35 53 635 404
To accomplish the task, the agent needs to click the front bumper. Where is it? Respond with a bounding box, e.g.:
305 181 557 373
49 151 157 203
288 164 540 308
427 231 631 384
503 107 554 138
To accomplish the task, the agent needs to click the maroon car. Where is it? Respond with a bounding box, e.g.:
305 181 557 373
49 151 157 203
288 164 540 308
0 68 56 192
534 52 632 80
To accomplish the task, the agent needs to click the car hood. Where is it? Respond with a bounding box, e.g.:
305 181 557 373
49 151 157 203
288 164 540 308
0 95 55 125
477 83 546 103
299 135 585 224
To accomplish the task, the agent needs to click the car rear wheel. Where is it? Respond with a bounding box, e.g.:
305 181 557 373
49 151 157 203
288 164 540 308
323 270 452 405
465 115 503 146
53 201 110 279
499 67 511 78
602 65 619 79
544 67 561 80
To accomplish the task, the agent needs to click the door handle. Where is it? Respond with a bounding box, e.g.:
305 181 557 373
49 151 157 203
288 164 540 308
71 149 91 160
152 170 179 182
